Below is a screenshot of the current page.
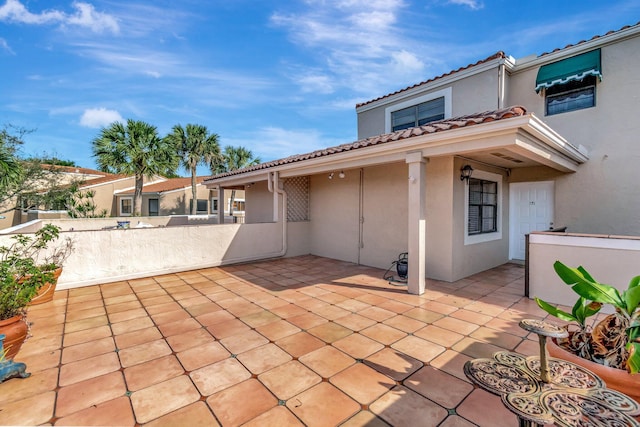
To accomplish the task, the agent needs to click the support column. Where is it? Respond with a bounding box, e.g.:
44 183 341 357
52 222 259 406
406 152 426 295
216 186 224 224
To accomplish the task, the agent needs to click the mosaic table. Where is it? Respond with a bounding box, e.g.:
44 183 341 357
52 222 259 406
463 319 640 427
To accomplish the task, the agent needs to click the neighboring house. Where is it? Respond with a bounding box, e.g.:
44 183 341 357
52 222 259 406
114 177 244 219
206 23 639 294
0 166 136 230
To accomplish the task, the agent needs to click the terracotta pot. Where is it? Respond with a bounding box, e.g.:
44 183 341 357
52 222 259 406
29 267 62 306
0 315 28 360
547 339 640 403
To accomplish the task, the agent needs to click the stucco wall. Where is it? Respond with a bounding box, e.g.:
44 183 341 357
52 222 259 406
356 67 500 139
309 171 360 264
452 158 510 281
0 221 292 289
425 157 455 280
359 163 408 270
508 37 640 236
529 232 640 308
245 181 274 223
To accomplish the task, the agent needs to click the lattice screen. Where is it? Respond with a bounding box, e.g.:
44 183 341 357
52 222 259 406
284 176 309 222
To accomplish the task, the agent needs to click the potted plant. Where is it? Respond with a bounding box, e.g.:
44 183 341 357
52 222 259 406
0 224 61 359
535 260 640 401
30 227 74 305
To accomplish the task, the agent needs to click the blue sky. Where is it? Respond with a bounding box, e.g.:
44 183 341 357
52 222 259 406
2 0 640 175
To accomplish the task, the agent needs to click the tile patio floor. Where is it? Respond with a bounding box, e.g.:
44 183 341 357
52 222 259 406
0 255 554 426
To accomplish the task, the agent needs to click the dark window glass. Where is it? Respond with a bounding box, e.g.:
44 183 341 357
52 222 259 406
468 178 497 235
392 97 445 131
546 76 596 115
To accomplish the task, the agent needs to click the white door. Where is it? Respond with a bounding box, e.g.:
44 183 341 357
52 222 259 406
509 181 554 260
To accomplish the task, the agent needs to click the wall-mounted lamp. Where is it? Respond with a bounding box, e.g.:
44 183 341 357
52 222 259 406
338 171 345 179
328 172 334 180
460 165 474 182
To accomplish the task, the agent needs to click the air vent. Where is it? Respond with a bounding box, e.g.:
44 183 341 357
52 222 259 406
490 152 524 163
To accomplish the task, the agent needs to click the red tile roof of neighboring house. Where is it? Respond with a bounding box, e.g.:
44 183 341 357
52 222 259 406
79 173 132 187
356 52 507 109
118 177 207 195
206 106 527 180
539 21 640 56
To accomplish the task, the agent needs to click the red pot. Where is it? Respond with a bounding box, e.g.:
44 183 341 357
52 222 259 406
0 315 28 360
547 339 640 403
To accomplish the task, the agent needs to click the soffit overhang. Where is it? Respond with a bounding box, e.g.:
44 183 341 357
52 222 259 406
204 109 587 188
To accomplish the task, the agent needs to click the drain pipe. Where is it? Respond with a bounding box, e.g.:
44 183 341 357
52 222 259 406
217 171 287 266
271 171 288 257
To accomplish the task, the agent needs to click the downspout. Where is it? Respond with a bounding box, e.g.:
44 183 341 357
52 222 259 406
217 171 287 265
271 171 288 257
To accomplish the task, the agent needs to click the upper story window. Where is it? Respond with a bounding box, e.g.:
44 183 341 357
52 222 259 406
384 87 452 134
546 76 596 116
391 97 445 131
535 49 601 116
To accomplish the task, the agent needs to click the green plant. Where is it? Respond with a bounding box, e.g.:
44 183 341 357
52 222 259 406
536 260 640 374
0 224 63 320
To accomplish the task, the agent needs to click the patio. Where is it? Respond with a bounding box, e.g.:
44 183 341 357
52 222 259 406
1 255 548 426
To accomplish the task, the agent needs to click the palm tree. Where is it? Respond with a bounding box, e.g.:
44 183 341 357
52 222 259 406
92 119 179 216
166 124 220 215
212 146 260 217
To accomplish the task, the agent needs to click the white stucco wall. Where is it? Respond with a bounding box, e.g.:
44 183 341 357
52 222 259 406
0 221 296 289
309 171 360 264
529 232 640 308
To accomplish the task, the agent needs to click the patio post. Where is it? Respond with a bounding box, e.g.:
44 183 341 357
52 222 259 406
215 185 224 224
406 152 426 295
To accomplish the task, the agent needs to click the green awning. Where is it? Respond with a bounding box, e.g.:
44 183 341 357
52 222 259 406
535 49 602 92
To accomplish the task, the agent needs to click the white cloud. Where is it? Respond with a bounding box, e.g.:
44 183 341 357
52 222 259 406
270 0 429 98
448 0 484 10
79 108 123 128
0 0 119 33
0 37 14 54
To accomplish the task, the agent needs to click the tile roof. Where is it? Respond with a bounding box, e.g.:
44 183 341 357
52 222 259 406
119 177 207 195
539 21 640 57
356 52 507 109
206 106 527 180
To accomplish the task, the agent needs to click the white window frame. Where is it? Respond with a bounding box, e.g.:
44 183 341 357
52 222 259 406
464 170 502 245
384 87 452 133
120 197 133 216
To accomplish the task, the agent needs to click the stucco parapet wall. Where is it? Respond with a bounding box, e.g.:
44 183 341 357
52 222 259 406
530 231 640 250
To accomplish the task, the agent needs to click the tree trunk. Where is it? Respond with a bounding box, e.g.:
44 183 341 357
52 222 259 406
134 174 144 216
190 167 197 215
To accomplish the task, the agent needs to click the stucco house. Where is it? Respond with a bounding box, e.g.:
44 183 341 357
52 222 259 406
207 22 639 295
115 176 245 220
0 166 136 230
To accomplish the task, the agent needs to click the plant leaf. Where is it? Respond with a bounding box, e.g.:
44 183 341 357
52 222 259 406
626 342 640 374
571 281 625 307
629 275 640 290
535 297 577 323
624 285 640 315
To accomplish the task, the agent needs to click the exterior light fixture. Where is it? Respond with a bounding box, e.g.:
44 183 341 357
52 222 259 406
338 171 345 179
460 165 473 182
328 172 334 180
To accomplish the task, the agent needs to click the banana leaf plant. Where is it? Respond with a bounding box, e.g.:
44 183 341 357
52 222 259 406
535 261 640 374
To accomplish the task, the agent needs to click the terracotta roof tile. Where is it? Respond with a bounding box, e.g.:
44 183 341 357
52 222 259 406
356 52 507 109
206 106 527 181
539 21 640 57
119 177 207 195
